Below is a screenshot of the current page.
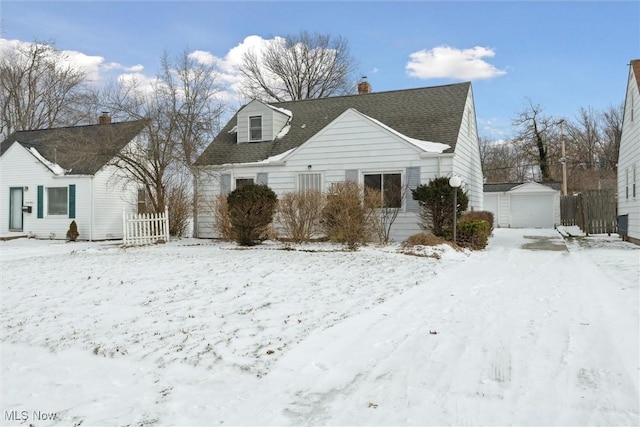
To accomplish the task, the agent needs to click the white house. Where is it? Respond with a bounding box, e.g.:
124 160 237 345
618 59 640 244
0 118 147 240
194 81 483 242
484 182 561 228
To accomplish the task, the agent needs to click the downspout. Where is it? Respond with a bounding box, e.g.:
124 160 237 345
193 169 199 238
89 176 94 241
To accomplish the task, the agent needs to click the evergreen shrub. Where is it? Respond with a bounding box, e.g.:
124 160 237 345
456 219 490 250
460 210 494 234
412 177 468 237
66 220 79 241
227 184 278 246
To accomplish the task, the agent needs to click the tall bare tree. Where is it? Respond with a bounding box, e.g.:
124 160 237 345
0 40 89 138
239 31 358 102
512 100 560 181
102 49 223 233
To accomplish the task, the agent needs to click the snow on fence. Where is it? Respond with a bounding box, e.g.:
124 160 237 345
123 207 170 246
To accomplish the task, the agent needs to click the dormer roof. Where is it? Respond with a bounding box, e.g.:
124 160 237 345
195 82 470 166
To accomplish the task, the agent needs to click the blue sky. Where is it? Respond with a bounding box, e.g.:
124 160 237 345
1 1 638 140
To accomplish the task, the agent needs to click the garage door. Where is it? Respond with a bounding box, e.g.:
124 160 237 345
510 194 554 228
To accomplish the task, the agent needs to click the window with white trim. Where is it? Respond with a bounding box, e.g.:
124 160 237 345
249 116 262 141
626 168 629 199
364 172 402 208
298 173 322 193
47 187 67 215
634 164 637 198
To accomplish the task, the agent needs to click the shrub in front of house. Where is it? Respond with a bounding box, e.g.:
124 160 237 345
210 194 235 241
321 181 376 251
400 232 450 249
166 182 191 237
456 219 490 250
276 190 325 243
66 220 79 241
227 184 278 246
460 210 494 234
412 177 468 238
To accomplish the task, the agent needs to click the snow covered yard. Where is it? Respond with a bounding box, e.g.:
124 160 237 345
1 229 638 426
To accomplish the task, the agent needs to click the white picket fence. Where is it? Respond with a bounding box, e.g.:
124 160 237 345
123 207 170 246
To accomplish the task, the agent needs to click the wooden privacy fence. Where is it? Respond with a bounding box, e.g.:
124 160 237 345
560 189 616 235
123 207 170 246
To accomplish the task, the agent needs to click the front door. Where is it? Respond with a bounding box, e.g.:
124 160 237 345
9 187 23 231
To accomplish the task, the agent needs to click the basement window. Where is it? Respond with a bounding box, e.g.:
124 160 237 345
249 116 262 141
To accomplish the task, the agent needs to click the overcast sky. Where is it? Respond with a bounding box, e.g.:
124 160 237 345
1 1 638 139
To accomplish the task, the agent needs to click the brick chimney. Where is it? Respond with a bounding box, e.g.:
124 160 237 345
357 76 371 94
98 111 112 124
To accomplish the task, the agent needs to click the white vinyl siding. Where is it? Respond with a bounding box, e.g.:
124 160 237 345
618 63 640 241
452 87 483 212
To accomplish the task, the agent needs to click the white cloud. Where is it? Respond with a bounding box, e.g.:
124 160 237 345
406 45 507 80
0 38 146 84
188 50 217 66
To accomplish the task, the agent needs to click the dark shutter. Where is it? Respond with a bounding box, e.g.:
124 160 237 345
405 167 421 213
37 185 43 218
256 172 268 186
68 184 76 218
220 174 231 195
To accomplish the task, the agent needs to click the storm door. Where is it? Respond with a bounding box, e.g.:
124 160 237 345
9 187 24 231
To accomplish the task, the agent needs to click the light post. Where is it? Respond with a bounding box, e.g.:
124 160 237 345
449 175 462 244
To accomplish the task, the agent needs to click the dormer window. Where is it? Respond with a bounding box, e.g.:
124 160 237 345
249 116 262 141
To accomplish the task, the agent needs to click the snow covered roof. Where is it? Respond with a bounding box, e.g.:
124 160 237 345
27 146 68 175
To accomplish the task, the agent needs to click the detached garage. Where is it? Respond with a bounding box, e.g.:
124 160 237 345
484 182 561 228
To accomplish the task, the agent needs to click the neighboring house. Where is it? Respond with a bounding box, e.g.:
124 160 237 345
194 81 483 242
0 117 147 240
618 59 640 244
484 182 561 228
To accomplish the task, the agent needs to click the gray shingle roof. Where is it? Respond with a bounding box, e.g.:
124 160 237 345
1 120 147 175
195 82 471 166
484 182 562 192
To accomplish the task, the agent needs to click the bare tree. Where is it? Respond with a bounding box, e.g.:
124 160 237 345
512 100 560 181
480 137 530 182
599 103 623 173
103 49 223 220
0 40 89 137
239 31 358 102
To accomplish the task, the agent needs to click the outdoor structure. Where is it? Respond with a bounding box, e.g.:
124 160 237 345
617 59 640 244
484 182 561 228
194 82 483 241
0 118 147 240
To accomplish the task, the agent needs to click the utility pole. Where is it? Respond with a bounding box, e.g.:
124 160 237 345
559 119 567 196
